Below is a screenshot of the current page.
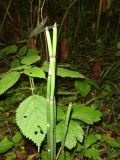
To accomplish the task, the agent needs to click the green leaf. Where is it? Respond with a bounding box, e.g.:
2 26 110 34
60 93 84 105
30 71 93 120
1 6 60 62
5 151 16 160
57 106 65 121
0 71 20 95
42 61 85 78
11 65 29 71
23 67 45 79
117 42 120 50
85 134 98 149
58 151 73 160
0 137 14 154
30 17 48 37
18 46 28 56
72 104 102 124
87 79 101 91
16 95 48 150
57 68 85 78
75 80 91 97
21 55 40 65
27 48 39 56
103 135 120 148
10 59 21 68
0 45 17 59
85 148 101 160
56 120 84 149
12 132 23 144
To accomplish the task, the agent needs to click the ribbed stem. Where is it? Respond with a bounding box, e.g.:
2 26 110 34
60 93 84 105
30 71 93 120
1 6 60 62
46 23 57 160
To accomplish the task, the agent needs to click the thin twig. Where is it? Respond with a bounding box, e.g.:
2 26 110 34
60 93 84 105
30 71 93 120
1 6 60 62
0 0 12 32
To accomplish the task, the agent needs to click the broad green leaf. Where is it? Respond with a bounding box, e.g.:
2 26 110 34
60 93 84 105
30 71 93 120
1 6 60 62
0 137 14 154
57 106 65 121
0 45 17 59
21 55 40 65
18 46 28 56
12 132 23 144
72 104 102 124
85 134 98 149
30 17 48 37
10 59 21 68
56 120 84 149
11 65 29 71
117 42 120 50
27 48 39 56
0 71 20 95
85 148 101 160
16 95 48 150
102 135 120 148
75 80 91 97
23 67 45 79
42 61 85 78
57 68 85 78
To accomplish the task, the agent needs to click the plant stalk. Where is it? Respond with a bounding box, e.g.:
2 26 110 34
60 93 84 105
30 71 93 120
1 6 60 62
46 23 57 160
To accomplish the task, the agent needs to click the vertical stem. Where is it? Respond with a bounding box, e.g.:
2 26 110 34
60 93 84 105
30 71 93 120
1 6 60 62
29 77 35 95
46 23 57 160
61 103 72 160
47 66 51 159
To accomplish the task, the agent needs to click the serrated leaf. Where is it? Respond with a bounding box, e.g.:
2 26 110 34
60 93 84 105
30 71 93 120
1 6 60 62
23 67 45 79
18 46 28 56
0 71 20 95
27 48 39 56
42 61 85 78
75 80 91 97
56 120 84 149
16 95 48 150
72 104 102 124
85 148 100 160
85 134 98 149
103 135 120 148
21 55 40 65
0 137 14 154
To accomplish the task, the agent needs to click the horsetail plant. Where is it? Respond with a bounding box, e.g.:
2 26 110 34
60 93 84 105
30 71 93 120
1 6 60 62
45 23 57 160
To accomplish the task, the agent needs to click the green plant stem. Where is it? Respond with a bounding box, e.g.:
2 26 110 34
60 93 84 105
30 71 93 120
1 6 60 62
61 103 72 160
41 0 45 23
46 23 57 160
29 77 35 95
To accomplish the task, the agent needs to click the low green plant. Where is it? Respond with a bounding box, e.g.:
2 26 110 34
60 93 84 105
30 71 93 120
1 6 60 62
0 24 105 160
